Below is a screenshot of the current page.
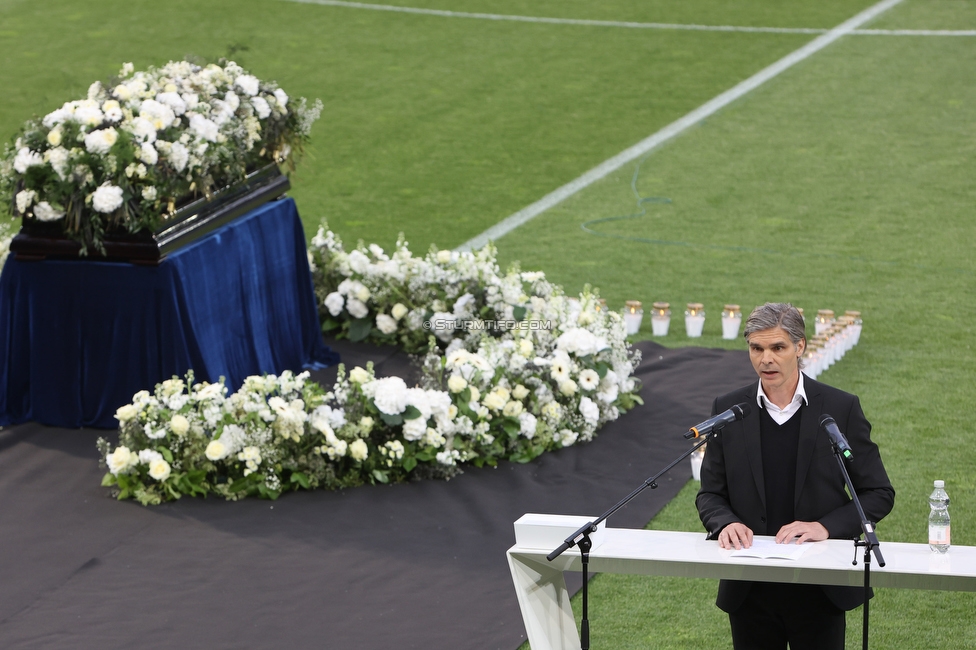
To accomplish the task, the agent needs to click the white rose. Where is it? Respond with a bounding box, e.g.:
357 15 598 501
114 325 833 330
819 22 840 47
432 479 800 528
559 379 578 396
169 414 190 436
376 313 398 335
447 375 467 393
148 459 172 481
349 439 369 461
106 446 139 475
205 440 227 461
142 186 158 201
92 184 124 213
114 403 139 423
349 366 370 384
391 303 408 321
483 391 507 411
46 128 62 146
512 384 530 400
436 249 452 264
502 400 523 417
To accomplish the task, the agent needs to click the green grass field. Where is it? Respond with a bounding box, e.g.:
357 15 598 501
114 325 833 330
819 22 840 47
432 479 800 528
3 0 975 646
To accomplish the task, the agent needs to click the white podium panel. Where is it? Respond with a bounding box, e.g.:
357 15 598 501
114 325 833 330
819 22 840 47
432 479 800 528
508 526 976 650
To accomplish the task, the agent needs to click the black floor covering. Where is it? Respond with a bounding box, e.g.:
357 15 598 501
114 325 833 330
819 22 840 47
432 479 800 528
0 340 754 649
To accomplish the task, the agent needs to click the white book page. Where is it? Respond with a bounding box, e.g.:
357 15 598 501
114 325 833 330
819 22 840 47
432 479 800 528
729 538 810 561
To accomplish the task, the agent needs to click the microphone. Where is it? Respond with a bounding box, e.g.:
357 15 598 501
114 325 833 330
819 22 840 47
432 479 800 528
684 403 752 439
820 414 854 461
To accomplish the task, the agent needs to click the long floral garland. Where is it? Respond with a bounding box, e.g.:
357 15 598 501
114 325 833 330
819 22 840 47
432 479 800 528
98 231 642 504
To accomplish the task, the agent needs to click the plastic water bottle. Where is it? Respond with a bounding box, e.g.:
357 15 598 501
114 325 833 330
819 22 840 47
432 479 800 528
928 480 951 553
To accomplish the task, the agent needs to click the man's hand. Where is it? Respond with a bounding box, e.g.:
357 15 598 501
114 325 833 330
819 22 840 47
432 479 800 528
775 521 828 544
718 522 754 550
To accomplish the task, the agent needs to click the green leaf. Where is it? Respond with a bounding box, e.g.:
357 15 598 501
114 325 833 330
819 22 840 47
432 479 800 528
348 317 373 342
402 456 418 472
379 411 403 426
101 473 118 487
157 446 174 463
595 361 610 378
372 469 389 484
402 404 422 420
501 418 521 438
321 317 341 333
290 471 310 489
512 305 527 321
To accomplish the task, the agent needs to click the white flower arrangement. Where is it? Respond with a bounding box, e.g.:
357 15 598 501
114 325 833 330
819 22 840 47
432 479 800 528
0 59 322 254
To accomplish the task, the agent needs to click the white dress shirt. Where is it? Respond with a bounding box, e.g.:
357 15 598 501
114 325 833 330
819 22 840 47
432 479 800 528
756 372 808 425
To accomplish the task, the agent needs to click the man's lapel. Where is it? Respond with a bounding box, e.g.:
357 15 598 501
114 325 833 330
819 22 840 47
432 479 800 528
795 375 822 506
743 384 765 510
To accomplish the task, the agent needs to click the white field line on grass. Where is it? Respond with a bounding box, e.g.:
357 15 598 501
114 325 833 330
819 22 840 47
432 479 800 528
285 0 976 37
456 0 904 251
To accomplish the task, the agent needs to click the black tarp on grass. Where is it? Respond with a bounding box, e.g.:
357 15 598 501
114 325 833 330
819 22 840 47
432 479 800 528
0 340 754 649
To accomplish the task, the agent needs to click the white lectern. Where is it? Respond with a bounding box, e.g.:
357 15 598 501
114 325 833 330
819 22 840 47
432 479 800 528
508 525 976 650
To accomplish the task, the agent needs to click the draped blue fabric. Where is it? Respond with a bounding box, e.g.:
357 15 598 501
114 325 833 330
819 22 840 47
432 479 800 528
0 197 338 429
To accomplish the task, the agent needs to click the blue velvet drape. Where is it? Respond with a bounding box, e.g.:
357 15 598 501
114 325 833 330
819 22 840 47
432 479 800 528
0 197 338 429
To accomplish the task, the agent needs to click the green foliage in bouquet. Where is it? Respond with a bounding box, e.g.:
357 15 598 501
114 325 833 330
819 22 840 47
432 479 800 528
98 228 643 504
0 60 321 255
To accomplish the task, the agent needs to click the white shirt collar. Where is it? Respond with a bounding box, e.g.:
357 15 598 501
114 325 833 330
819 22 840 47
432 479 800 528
757 372 808 421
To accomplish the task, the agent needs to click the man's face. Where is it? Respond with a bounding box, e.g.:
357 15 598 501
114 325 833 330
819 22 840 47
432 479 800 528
748 327 805 395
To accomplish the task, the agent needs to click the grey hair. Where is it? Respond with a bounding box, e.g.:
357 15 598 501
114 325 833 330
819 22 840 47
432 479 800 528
743 303 807 368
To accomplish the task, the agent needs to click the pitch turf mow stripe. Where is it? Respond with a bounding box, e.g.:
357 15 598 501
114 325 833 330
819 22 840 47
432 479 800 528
456 0 905 251
284 0 976 36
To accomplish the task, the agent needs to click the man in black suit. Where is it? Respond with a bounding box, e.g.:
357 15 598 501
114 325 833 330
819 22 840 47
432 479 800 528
696 303 894 650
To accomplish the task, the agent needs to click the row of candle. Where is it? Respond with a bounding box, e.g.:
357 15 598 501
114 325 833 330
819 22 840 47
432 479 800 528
619 301 743 338
617 302 863 348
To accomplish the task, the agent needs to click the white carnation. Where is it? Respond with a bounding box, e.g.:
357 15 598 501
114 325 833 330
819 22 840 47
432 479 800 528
579 396 600 425
156 92 187 115
236 75 260 96
367 376 409 415
92 184 124 213
138 142 158 165
519 412 538 439
251 96 271 119
138 99 177 129
168 142 189 172
349 439 369 461
273 88 289 108
127 117 157 143
189 114 220 142
33 202 65 222
13 147 43 173
346 298 369 319
324 291 344 316
84 127 118 154
555 328 609 357
15 190 36 214
138 449 163 465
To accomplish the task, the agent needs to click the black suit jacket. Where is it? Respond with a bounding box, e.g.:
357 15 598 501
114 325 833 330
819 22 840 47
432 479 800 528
696 375 895 612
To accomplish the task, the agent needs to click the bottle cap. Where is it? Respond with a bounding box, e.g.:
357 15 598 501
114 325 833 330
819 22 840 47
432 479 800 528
934 480 945 488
